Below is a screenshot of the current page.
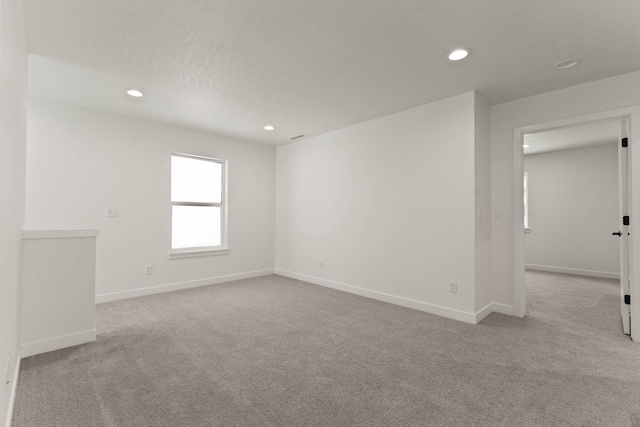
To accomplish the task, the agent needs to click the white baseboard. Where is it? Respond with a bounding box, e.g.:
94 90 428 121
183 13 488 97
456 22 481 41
275 269 479 324
95 269 275 304
21 329 96 358
492 303 516 316
4 351 20 427
474 302 494 323
525 264 619 279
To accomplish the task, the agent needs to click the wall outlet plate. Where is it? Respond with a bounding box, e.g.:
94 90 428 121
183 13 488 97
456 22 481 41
449 281 457 293
105 207 119 218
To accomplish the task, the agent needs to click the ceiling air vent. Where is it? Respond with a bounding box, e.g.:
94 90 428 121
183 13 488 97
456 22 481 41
290 134 305 140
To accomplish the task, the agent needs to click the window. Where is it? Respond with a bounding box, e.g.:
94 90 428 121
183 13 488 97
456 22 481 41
169 153 228 258
523 172 530 230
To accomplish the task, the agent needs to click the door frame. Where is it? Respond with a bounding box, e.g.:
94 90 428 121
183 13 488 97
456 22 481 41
512 106 640 340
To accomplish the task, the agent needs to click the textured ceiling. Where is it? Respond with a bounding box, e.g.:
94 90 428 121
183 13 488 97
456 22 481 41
524 120 620 155
24 0 640 145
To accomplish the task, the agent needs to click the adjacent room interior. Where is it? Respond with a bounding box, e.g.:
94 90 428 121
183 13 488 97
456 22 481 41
523 120 623 316
2 1 640 426
524 121 621 279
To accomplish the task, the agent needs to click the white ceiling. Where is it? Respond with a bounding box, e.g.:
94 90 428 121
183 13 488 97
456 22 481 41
24 0 640 146
524 120 620 155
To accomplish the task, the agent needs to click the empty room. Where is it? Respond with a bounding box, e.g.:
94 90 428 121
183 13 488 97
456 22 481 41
2 1 640 426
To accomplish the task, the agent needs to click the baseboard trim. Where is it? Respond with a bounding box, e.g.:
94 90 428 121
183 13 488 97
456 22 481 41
275 269 478 324
525 264 619 279
95 269 275 304
20 329 96 358
492 303 516 316
4 351 20 427
474 302 494 323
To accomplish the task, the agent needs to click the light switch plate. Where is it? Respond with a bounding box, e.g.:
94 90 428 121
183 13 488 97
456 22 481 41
105 207 119 218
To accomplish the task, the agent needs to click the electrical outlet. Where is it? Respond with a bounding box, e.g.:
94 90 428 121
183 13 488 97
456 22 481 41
449 281 457 293
145 265 153 275
105 207 119 218
320 259 324 268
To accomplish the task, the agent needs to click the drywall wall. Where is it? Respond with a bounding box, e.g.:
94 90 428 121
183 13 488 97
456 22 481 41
0 0 28 424
25 97 276 300
490 70 640 333
524 144 619 277
276 91 490 323
474 93 492 313
21 230 98 357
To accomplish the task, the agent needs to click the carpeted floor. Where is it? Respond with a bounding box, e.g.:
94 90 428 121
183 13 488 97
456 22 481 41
12 272 640 426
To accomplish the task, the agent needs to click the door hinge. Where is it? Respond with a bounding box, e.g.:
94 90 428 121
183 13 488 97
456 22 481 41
624 295 630 305
623 216 630 226
622 137 628 147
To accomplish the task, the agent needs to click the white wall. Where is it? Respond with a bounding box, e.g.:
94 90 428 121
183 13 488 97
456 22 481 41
25 97 276 301
490 70 640 336
524 144 619 277
276 91 491 323
474 93 492 312
0 0 27 424
20 231 98 357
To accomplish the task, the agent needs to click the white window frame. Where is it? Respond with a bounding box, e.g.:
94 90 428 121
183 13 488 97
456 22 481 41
168 153 229 259
524 172 530 232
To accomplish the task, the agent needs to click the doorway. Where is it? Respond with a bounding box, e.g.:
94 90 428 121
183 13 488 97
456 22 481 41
521 119 628 334
513 111 632 337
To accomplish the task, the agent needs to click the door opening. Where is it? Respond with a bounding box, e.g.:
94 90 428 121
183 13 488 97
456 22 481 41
514 113 632 337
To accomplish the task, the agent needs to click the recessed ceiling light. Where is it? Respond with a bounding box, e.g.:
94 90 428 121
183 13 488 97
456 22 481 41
263 125 275 131
523 144 531 148
126 89 143 97
554 60 579 70
448 48 470 61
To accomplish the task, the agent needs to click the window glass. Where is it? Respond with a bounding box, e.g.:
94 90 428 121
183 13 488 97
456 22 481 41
524 172 529 229
172 205 221 249
170 154 226 251
171 156 222 204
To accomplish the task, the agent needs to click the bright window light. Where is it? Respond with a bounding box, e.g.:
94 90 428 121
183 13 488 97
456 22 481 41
524 172 529 229
171 154 226 250
171 156 222 204
172 205 221 248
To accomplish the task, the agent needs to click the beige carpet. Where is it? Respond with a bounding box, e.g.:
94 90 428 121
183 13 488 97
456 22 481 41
12 271 640 426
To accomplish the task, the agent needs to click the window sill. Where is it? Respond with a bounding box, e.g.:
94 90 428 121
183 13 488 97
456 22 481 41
524 228 531 233
167 247 230 259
